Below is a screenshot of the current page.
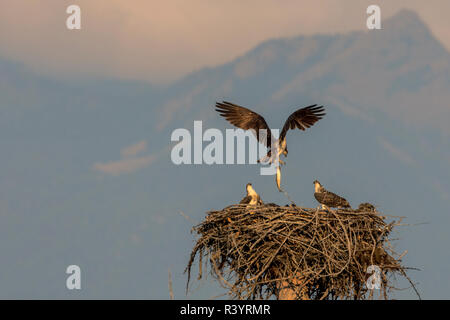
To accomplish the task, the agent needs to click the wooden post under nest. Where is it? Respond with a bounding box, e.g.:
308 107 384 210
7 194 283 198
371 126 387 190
276 274 310 300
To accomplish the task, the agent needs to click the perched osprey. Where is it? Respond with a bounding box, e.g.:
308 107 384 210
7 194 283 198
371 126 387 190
216 101 325 165
357 202 376 212
216 101 325 192
313 180 351 210
240 183 263 206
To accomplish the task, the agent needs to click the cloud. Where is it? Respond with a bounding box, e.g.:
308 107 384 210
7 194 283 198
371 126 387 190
120 140 147 158
378 137 417 167
2 1 450 83
93 140 157 176
93 155 156 176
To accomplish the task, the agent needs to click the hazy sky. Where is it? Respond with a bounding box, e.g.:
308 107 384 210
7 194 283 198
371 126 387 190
1 0 450 83
1 2 450 300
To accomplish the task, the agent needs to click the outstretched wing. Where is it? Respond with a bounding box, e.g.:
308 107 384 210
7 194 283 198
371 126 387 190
280 105 325 141
215 101 272 147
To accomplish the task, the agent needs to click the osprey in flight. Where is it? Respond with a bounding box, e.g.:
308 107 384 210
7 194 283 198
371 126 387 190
240 183 263 206
313 180 351 210
216 101 325 165
216 101 325 192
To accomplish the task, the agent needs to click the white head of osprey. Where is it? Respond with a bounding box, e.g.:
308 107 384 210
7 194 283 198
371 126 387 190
170 121 280 176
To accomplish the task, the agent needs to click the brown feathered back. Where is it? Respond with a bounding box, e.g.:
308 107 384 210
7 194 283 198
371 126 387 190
314 190 350 208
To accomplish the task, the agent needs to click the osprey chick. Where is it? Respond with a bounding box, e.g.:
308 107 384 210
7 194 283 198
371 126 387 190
240 183 263 206
313 180 351 210
357 203 376 212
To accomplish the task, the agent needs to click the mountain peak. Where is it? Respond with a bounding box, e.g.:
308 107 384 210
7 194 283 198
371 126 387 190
384 9 430 34
390 8 422 21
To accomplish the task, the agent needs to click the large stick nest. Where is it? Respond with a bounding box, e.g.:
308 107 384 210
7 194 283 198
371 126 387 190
186 204 419 300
